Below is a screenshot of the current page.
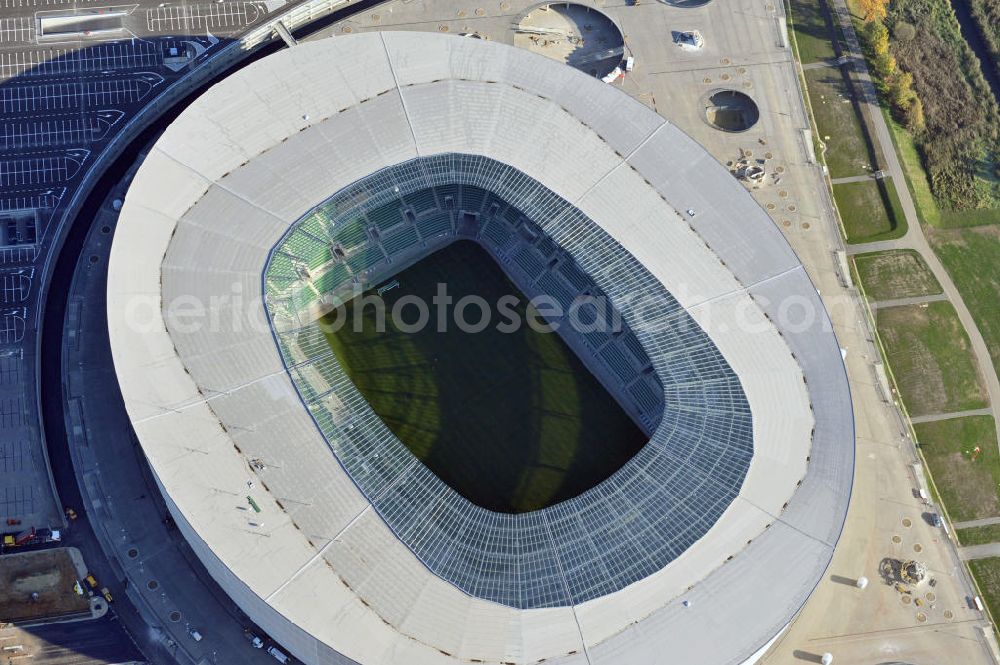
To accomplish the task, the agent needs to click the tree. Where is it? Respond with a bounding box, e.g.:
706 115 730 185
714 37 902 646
874 51 897 79
904 96 926 132
864 20 890 56
859 0 888 22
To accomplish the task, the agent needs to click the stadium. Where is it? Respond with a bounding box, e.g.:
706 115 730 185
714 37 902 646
106 31 854 665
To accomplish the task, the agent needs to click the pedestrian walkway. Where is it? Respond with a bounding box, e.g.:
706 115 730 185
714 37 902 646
828 0 1000 451
954 516 1000 530
871 293 947 309
831 174 876 184
910 408 993 424
960 543 1000 561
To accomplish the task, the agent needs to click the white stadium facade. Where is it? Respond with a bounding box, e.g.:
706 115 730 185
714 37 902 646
107 32 854 665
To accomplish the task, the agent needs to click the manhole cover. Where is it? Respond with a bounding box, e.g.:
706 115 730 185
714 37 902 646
782 220 792 227
916 612 927 622
738 67 747 74
127 548 138 559
147 580 159 590
475 7 485 15
776 166 785 173
902 518 912 527
721 74 731 81
892 535 902 544
764 151 773 159
779 190 788 198
926 592 936 601
371 13 380 21
914 543 923 553
439 24 449 31
801 222 811 229
766 202 776 210
787 204 797 212
901 595 912 605
704 77 713 84
342 26 353 33
944 610 954 619
169 611 182 622
500 1 510 8
101 225 111 234
457 9 467 16
721 58 731 65
743 81 753 89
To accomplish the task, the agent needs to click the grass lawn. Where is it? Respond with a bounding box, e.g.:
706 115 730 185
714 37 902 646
805 67 873 179
928 225 1000 382
941 208 1000 229
875 301 987 417
833 178 907 242
853 249 942 301
969 558 1000 622
787 0 838 64
915 415 1000 521
323 239 646 513
957 524 1000 546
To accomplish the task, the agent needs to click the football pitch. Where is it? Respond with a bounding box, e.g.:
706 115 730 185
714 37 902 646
323 240 648 513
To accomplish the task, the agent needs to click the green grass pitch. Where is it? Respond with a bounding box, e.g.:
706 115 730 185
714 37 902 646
323 240 648 513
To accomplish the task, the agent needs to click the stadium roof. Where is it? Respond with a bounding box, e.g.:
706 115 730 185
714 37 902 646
107 32 853 665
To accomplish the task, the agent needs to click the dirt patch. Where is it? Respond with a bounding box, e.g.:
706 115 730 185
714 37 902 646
0 548 90 622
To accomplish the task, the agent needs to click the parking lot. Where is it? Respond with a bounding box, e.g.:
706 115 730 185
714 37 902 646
146 2 266 32
0 15 33 42
0 41 163 78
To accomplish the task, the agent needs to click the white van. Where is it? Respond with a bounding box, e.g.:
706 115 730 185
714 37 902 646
267 646 290 664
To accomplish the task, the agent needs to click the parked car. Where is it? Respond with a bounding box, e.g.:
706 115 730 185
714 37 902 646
244 630 264 649
267 646 290 664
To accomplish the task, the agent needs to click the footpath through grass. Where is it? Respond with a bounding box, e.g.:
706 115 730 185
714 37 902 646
875 301 987 417
324 239 647 513
853 249 942 301
916 415 1000 522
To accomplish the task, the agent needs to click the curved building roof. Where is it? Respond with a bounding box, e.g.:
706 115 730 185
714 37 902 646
107 32 853 665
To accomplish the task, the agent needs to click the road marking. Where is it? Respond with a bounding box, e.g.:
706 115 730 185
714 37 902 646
0 270 31 304
1 0 114 7
0 246 38 265
0 17 35 43
0 75 162 112
0 110 123 149
0 310 26 346
0 42 162 79
145 2 263 32
0 150 89 186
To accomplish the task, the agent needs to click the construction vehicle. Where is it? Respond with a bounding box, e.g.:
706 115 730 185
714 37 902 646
85 574 98 589
2 527 36 548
